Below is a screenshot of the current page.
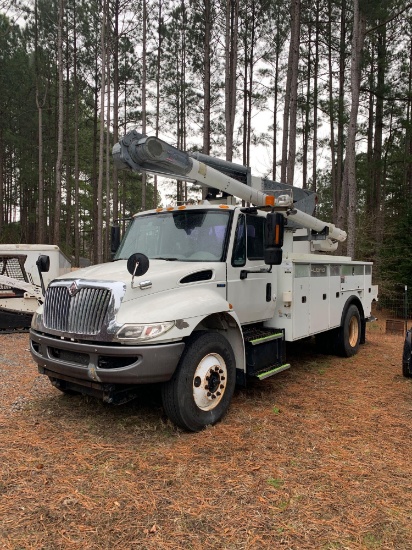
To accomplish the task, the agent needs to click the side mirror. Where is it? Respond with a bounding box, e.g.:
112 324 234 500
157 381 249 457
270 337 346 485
265 212 284 266
127 253 150 278
36 255 50 273
36 255 50 296
111 225 121 256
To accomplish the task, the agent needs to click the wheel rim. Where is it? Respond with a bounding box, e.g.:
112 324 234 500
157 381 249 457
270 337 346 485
192 353 227 411
348 316 359 347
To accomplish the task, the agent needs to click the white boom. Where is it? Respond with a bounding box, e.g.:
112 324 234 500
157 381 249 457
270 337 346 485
113 131 347 249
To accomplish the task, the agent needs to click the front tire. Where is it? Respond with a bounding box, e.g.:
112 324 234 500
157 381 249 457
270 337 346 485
336 304 361 357
161 332 236 432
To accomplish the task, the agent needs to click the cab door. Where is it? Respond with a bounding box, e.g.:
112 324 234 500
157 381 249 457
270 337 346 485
226 212 276 324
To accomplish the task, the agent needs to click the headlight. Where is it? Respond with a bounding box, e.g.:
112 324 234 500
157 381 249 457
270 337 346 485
116 321 175 343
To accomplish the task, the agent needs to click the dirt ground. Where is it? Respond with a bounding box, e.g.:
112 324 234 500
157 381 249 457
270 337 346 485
0 315 411 550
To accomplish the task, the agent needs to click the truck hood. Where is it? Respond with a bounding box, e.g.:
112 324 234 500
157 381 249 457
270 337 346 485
57 260 225 303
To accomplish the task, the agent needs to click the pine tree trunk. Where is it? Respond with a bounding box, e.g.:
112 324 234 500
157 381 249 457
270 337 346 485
302 20 311 190
153 0 163 207
105 55 111 261
272 14 281 180
334 0 346 225
54 0 65 244
112 0 119 222
97 0 106 263
373 23 385 246
406 36 412 196
286 0 300 186
225 0 239 162
203 0 211 156
35 0 46 244
337 0 366 258
312 0 319 193
141 0 147 210
281 0 300 185
65 40 71 254
73 0 80 266
327 0 337 221
246 2 255 169
0 130 3 235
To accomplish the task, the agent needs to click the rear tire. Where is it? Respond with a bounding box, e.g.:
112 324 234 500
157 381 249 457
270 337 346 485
335 304 361 357
161 332 236 432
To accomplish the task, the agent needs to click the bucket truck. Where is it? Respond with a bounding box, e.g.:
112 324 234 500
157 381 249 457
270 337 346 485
30 130 378 431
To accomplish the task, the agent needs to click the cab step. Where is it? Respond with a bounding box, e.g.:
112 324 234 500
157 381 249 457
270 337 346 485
255 363 291 380
243 325 287 379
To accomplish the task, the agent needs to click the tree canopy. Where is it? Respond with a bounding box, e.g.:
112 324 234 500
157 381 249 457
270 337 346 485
0 0 411 298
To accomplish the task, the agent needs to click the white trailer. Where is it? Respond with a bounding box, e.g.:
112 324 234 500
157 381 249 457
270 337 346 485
0 245 71 330
30 131 378 431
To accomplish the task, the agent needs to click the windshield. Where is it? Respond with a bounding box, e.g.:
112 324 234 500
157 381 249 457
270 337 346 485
114 209 232 262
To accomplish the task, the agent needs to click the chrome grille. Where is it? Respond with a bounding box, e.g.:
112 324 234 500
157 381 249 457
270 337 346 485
44 285 112 335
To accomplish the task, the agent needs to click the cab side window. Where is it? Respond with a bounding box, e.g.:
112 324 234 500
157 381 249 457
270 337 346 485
232 214 265 266
246 215 265 260
232 214 246 266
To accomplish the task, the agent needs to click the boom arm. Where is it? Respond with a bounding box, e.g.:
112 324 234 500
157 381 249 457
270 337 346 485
113 130 347 250
113 130 272 207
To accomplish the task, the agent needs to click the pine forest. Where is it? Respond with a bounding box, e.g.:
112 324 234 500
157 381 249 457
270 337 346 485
1 0 412 304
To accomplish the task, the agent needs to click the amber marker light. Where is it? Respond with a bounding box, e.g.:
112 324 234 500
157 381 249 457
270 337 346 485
178 205 186 210
228 303 233 309
167 207 174 211
265 195 275 206
275 224 280 245
156 207 163 212
219 204 230 209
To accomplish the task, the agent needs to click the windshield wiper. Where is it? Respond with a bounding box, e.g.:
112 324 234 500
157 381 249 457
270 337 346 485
113 256 179 262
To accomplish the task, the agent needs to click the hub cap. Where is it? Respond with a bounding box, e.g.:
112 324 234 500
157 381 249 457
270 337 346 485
348 316 359 347
193 353 227 411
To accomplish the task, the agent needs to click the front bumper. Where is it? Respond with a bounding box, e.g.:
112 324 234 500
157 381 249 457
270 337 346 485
30 329 185 385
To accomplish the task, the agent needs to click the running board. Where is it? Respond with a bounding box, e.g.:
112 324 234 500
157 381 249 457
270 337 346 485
256 363 291 380
248 332 283 345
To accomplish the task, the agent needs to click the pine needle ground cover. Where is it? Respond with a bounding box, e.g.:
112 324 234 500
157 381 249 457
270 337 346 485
0 316 411 550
